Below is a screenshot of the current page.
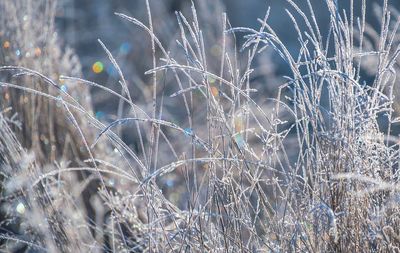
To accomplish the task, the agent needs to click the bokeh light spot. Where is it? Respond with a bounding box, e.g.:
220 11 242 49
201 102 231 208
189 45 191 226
106 64 118 77
184 128 193 136
95 111 105 119
234 134 245 149
119 42 132 54
234 117 243 132
210 86 219 97
16 202 25 214
92 61 104 74
208 76 216 84
3 41 10 49
61 85 68 93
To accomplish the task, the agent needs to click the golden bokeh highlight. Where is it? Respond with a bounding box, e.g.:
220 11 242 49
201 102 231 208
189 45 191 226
92 61 104 74
34 47 42 57
3 41 10 49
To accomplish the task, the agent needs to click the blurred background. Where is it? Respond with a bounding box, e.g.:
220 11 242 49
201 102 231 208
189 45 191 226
54 0 400 147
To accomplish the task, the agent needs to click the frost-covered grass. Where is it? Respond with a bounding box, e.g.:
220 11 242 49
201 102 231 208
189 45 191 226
1 0 400 252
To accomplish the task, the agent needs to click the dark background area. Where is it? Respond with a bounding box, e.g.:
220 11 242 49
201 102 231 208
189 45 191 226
56 0 399 73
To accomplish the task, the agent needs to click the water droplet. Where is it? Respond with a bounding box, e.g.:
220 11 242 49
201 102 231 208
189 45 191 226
15 49 21 56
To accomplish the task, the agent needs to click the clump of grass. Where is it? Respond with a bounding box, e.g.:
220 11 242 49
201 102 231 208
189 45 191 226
0 0 98 165
1 0 400 252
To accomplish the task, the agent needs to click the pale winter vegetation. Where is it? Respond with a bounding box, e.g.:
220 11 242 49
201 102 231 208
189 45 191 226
1 0 400 252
